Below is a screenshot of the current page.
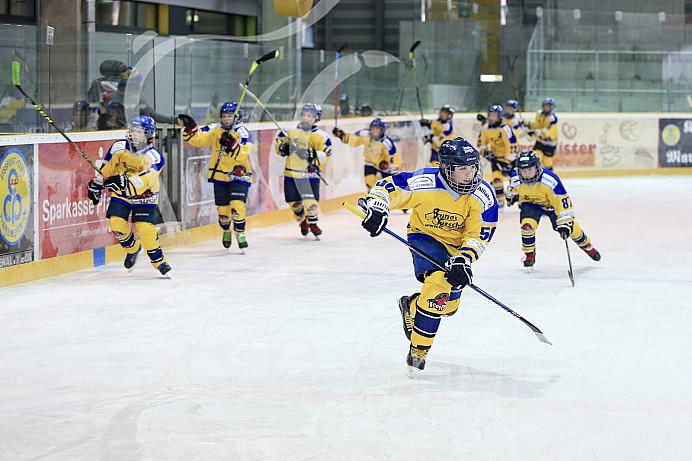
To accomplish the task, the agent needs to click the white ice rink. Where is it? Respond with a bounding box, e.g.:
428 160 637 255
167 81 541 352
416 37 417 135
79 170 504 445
1 175 691 460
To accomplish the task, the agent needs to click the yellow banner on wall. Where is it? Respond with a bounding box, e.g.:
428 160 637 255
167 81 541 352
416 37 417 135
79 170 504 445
273 0 313 17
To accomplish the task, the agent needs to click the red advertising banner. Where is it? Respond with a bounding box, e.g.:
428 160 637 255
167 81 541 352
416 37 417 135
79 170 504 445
39 140 118 259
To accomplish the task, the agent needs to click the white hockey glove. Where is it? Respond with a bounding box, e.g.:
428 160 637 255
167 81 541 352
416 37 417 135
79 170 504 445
358 197 389 238
556 215 574 239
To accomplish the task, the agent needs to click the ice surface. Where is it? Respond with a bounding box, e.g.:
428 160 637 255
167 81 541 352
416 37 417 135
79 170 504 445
1 176 691 460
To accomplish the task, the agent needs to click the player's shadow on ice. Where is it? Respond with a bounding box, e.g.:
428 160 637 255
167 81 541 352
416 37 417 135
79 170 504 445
396 360 560 398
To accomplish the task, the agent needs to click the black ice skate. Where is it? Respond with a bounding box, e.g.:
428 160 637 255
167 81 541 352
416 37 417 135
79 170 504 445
398 293 418 341
406 345 429 378
124 245 142 272
157 262 172 277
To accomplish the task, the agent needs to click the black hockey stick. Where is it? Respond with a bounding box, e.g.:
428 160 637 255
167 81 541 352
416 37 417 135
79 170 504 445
343 201 553 345
564 236 575 286
408 41 425 120
209 50 279 179
12 61 102 174
242 84 328 186
334 42 348 127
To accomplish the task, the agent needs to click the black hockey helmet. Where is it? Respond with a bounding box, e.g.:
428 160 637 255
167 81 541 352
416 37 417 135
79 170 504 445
438 137 483 195
515 150 542 184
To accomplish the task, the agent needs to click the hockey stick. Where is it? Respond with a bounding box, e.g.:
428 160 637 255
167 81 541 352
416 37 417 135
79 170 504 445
334 42 348 127
241 84 328 186
564 236 575 287
12 61 102 174
408 41 425 120
342 201 553 345
209 50 279 179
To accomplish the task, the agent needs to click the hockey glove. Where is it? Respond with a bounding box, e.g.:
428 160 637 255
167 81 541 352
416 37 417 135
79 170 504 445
476 114 487 124
104 174 127 193
483 151 497 162
359 197 389 238
419 119 432 128
278 141 290 157
556 215 574 239
444 256 473 288
505 191 519 207
332 127 346 140
87 180 102 205
422 134 433 145
178 114 198 133
305 148 318 163
498 160 513 176
220 132 239 151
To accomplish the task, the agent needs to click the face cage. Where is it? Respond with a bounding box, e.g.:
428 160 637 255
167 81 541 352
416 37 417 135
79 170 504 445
220 112 240 128
518 165 542 184
128 127 152 151
441 162 483 195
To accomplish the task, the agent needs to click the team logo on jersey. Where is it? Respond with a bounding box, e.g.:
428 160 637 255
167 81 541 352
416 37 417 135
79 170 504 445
0 148 31 246
424 208 462 229
229 165 251 181
662 124 681 147
428 293 449 311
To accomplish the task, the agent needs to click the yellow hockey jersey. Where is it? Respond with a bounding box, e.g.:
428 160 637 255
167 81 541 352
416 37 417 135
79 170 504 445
526 112 558 147
339 131 390 169
184 122 253 185
95 139 164 208
275 125 332 180
507 169 574 218
477 122 519 163
430 119 456 152
365 168 499 262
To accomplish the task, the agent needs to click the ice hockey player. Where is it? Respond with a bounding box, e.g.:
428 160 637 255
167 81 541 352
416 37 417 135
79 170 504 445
358 137 498 377
86 115 171 276
522 97 558 171
337 94 355 118
275 103 332 238
178 102 253 250
505 150 601 270
504 99 522 134
420 104 456 167
333 118 395 188
477 104 518 207
66 100 95 132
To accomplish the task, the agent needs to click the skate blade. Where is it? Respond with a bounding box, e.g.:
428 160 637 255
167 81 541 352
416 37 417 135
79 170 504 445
406 366 419 378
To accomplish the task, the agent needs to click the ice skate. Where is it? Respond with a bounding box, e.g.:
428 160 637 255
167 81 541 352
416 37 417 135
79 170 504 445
309 223 322 240
398 293 418 341
124 245 142 272
406 345 428 378
299 218 309 236
157 262 172 277
581 243 601 261
222 230 233 249
523 250 535 273
236 233 248 253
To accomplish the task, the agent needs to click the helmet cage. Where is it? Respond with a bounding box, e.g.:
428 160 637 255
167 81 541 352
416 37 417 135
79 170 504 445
515 150 543 184
438 138 483 195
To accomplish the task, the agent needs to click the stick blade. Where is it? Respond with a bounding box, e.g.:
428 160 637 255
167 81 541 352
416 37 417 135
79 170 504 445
12 61 21 86
410 40 421 52
337 42 348 53
256 50 279 64
568 270 575 286
535 332 553 345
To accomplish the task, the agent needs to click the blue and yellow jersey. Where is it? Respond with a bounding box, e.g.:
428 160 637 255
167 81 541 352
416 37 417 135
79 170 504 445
504 114 522 140
527 112 558 147
184 122 253 185
95 140 164 208
381 135 401 173
274 125 332 181
507 169 574 218
365 168 498 262
339 131 389 170
430 119 455 152
477 122 519 163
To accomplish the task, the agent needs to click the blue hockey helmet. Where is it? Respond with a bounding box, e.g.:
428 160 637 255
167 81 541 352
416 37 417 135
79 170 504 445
300 103 322 128
487 104 504 127
369 118 387 140
438 137 483 195
515 150 543 184
129 115 156 150
542 97 556 110
220 101 242 127
506 100 520 111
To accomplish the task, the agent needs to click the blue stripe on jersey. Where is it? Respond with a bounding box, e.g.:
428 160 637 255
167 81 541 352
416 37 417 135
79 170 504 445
541 169 567 195
443 121 453 136
459 246 480 260
235 124 253 144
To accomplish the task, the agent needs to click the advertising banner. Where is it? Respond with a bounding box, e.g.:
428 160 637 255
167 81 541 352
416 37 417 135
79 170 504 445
659 118 692 168
38 139 118 259
0 144 34 268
